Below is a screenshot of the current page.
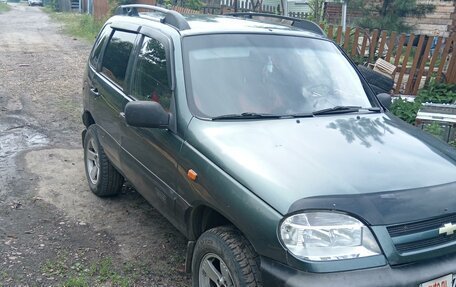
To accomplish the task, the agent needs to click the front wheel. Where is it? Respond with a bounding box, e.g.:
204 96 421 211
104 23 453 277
83 125 124 197
192 226 262 287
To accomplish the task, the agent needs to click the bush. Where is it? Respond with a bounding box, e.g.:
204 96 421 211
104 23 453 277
389 97 421 124
391 82 456 124
390 82 456 147
417 82 456 104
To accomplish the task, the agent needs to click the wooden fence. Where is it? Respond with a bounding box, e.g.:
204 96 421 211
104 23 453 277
321 24 456 95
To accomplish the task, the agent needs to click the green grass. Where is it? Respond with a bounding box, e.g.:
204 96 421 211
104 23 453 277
0 3 11 13
44 8 105 42
63 276 89 287
41 256 134 287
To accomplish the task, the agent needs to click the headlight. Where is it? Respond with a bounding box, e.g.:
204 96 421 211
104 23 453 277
280 212 381 261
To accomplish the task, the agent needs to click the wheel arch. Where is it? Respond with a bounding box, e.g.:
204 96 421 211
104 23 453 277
189 205 234 240
185 204 251 273
82 110 96 128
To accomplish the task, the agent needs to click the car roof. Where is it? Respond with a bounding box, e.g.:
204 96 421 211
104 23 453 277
112 5 326 39
178 14 324 38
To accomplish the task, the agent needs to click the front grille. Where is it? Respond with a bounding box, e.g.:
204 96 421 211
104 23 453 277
387 214 456 237
387 214 456 254
395 234 456 253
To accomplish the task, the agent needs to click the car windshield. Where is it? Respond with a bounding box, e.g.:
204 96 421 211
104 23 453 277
182 34 373 118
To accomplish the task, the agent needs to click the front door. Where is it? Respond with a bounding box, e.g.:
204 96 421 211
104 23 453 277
119 35 187 233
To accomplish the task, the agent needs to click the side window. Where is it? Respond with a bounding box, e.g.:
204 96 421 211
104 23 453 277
101 30 137 88
89 25 112 68
132 36 172 111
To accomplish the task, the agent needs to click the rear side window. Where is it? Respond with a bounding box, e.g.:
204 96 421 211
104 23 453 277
101 30 137 88
132 37 172 110
90 25 112 68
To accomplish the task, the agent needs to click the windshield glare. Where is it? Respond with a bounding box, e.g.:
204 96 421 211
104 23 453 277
183 34 373 118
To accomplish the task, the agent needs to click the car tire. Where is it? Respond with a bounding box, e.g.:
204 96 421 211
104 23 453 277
357 64 394 94
83 125 124 197
192 226 262 287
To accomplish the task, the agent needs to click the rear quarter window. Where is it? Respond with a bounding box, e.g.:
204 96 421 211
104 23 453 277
89 25 112 68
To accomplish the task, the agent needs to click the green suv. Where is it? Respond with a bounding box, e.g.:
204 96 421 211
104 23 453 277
82 5 456 286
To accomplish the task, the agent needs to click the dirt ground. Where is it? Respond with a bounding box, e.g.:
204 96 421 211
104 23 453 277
0 3 190 286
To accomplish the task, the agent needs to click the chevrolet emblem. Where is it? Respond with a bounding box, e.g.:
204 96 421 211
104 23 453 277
438 223 456 236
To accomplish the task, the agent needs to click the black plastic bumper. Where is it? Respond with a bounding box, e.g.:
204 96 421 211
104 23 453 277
261 253 456 287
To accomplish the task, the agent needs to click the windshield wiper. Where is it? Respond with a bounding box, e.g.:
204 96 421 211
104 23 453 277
312 106 381 116
211 112 283 120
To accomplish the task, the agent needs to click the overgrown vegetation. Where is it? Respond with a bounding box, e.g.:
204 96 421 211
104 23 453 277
44 8 105 42
0 2 11 13
390 82 456 147
350 0 435 32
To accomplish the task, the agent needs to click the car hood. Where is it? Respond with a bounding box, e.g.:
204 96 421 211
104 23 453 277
186 113 456 224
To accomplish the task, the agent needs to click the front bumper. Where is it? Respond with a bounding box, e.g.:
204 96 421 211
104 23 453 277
261 252 456 287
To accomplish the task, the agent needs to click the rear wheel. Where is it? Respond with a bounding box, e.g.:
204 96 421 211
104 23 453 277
83 125 123 197
192 226 262 287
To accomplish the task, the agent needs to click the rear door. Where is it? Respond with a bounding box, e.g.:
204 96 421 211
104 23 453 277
89 26 139 168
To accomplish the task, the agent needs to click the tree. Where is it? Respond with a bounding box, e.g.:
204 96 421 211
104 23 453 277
350 0 435 32
307 0 325 23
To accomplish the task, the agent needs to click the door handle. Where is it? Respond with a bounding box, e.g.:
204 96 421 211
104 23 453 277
90 87 100 97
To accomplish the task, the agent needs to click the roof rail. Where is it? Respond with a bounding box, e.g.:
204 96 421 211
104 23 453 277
115 4 191 31
225 12 325 37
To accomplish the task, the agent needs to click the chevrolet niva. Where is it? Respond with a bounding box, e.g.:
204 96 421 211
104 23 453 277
82 5 456 287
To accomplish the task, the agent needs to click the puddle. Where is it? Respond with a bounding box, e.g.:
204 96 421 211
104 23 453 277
0 115 48 190
0 115 48 159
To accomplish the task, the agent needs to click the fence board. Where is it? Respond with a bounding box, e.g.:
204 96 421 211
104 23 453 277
394 34 406 67
369 29 379 63
447 43 456 84
335 26 343 44
405 35 426 94
360 29 369 59
445 35 456 83
328 25 334 39
351 27 360 57
395 33 415 93
343 26 351 50
385 32 396 62
436 34 453 82
377 31 388 59
412 36 434 95
425 36 444 85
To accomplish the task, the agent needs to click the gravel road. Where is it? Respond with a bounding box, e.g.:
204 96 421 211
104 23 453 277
0 3 190 286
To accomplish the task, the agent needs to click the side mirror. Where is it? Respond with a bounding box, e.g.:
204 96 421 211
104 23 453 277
376 93 392 110
124 101 169 129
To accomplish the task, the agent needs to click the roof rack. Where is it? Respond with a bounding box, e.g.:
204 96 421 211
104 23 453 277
115 4 190 31
225 12 325 37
